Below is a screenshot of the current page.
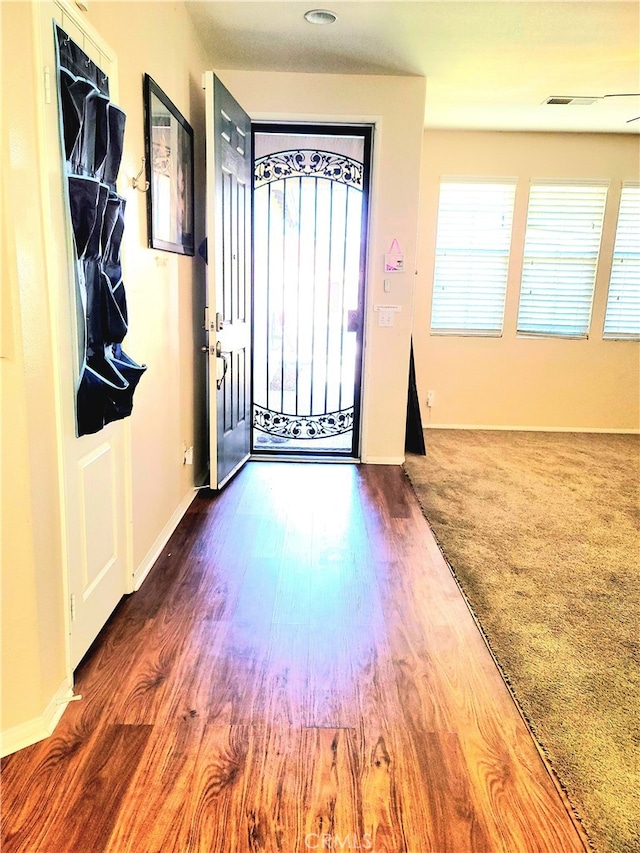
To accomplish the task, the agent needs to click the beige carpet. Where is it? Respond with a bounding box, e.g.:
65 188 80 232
404 430 640 853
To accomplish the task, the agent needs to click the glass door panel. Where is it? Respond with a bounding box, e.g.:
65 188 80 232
252 128 371 456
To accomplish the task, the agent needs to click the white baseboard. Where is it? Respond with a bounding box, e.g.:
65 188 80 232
361 456 405 465
1 678 72 758
133 488 198 591
424 424 640 434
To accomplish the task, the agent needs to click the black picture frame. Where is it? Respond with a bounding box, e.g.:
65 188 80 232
143 74 194 256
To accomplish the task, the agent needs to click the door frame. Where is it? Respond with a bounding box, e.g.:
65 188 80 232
249 121 373 460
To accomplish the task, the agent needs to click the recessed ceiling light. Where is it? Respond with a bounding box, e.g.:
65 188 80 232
304 9 337 25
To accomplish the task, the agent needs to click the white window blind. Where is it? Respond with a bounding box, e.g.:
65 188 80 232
430 179 516 335
517 181 608 338
603 184 640 340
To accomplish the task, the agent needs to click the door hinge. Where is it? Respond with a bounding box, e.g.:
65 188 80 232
44 66 52 104
70 593 76 622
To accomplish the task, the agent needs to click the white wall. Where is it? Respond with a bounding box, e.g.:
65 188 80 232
217 70 426 462
2 0 69 743
86 1 210 571
414 130 640 431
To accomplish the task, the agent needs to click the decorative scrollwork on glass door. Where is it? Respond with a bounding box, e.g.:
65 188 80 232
252 131 369 454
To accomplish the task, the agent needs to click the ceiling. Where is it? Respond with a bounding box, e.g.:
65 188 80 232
185 0 640 134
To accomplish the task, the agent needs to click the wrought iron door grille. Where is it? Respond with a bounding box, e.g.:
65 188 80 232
253 404 354 439
254 149 364 190
252 135 368 454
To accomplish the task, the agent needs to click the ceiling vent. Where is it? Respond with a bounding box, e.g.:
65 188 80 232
544 96 598 106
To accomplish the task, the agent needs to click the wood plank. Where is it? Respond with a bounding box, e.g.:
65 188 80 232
360 732 406 852
39 724 151 853
299 727 362 850
236 724 303 851
104 717 205 852
172 725 251 853
258 621 309 727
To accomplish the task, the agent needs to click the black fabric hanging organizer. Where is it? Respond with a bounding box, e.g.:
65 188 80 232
55 26 146 437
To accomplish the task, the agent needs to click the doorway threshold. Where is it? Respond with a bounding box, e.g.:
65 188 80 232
250 454 360 464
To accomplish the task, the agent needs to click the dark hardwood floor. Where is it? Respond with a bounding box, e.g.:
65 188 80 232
1 463 588 852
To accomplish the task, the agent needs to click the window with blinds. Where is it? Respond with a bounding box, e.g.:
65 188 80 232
517 181 608 338
603 184 640 340
430 179 516 336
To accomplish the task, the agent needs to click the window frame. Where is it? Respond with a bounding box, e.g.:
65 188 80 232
602 182 640 341
429 176 518 338
516 179 609 340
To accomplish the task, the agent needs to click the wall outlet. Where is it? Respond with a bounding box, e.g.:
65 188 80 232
427 390 435 408
184 446 194 465
378 309 394 327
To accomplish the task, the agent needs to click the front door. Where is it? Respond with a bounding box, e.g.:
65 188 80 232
204 74 252 488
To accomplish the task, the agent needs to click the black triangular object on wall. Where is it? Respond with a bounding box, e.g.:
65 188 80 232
405 339 426 455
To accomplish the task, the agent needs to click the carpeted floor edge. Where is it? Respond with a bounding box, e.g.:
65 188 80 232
402 464 595 852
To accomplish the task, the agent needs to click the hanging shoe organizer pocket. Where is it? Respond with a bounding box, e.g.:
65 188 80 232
55 25 146 437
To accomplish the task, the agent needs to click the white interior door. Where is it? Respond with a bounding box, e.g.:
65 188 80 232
204 73 252 489
39 1 130 668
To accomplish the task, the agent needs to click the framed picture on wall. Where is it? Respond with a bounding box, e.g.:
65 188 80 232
143 74 195 255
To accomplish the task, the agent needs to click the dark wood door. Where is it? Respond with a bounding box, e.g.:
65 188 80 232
205 74 252 488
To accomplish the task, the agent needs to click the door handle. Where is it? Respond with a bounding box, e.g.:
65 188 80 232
216 355 228 389
216 344 229 389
